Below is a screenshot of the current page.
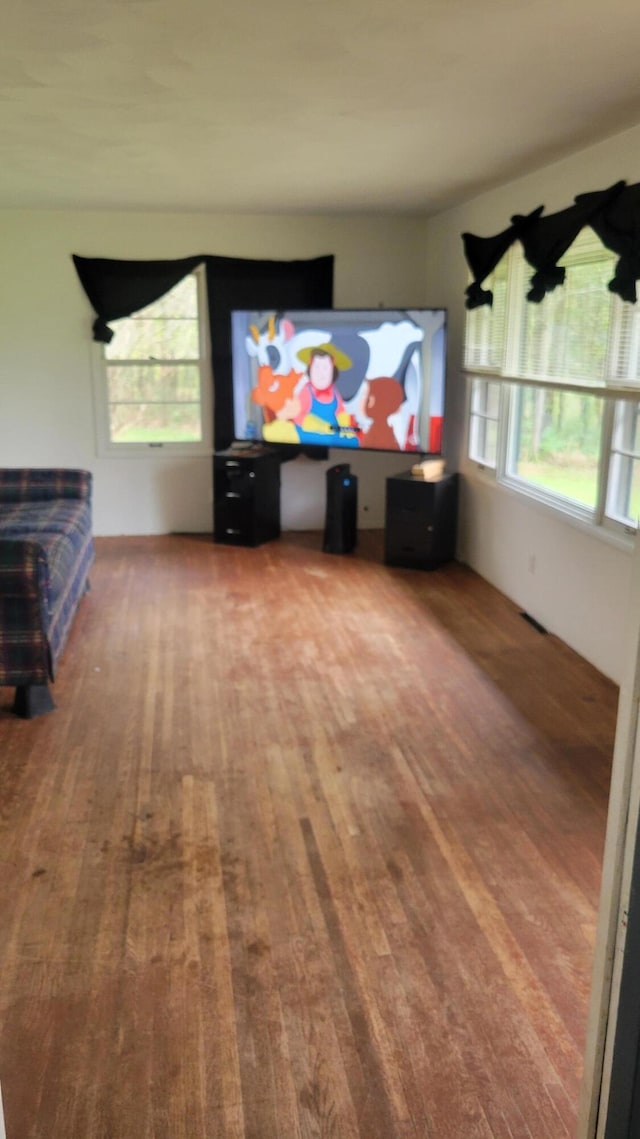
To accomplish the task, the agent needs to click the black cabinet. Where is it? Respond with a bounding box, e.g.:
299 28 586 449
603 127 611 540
214 448 281 547
384 472 458 570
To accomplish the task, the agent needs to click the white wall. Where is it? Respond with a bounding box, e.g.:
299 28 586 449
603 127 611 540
0 209 429 536
423 122 640 683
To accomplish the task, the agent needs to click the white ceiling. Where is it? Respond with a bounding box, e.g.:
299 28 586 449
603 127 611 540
3 0 640 216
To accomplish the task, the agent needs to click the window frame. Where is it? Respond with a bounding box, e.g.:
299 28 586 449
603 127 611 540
468 377 502 469
606 397 640 529
502 382 609 524
463 236 640 541
92 265 213 459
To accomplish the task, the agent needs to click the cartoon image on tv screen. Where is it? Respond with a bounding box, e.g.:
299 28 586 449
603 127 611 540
230 308 446 453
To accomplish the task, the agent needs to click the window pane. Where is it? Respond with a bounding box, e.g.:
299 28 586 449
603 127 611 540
464 257 508 370
485 381 500 418
107 364 201 404
610 297 640 387
607 401 640 526
508 386 602 508
105 274 200 360
106 317 199 360
470 377 500 416
518 258 613 385
471 379 485 415
136 275 198 319
109 402 203 443
611 399 640 455
107 362 203 444
470 379 485 415
469 415 497 467
607 452 640 526
469 379 500 467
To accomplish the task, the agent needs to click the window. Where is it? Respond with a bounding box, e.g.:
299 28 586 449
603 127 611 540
515 248 614 385
464 255 508 372
469 378 501 468
607 400 640 526
464 229 640 535
506 385 604 512
95 270 211 455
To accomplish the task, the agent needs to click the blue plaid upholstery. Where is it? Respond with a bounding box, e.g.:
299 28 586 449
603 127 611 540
0 468 92 504
0 470 94 687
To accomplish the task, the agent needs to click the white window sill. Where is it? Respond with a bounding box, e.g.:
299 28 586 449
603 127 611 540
96 444 214 460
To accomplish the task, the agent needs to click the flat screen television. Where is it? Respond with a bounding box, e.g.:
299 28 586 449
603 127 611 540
229 308 447 454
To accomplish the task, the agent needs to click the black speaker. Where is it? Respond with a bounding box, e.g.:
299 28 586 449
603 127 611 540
323 464 358 554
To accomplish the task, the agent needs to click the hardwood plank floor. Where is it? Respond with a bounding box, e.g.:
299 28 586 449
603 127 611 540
0 533 616 1138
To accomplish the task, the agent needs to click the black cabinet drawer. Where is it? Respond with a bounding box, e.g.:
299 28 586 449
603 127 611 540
214 496 254 534
216 467 257 499
385 512 436 563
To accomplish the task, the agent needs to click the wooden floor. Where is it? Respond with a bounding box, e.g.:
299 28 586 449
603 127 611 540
0 533 617 1139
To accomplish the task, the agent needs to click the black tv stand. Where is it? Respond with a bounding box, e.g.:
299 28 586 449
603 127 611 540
213 447 281 546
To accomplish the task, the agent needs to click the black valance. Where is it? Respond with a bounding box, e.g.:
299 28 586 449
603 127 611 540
462 206 543 309
72 251 334 450
461 180 640 308
72 254 204 342
588 184 640 304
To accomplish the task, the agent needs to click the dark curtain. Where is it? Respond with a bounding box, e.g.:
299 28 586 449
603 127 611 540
460 180 640 308
72 251 334 452
515 181 626 301
203 254 334 450
72 254 203 342
462 206 543 308
588 183 640 303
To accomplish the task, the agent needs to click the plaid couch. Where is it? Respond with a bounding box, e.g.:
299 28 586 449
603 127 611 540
0 469 94 715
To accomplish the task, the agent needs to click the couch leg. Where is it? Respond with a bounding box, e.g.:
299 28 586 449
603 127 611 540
13 684 56 719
